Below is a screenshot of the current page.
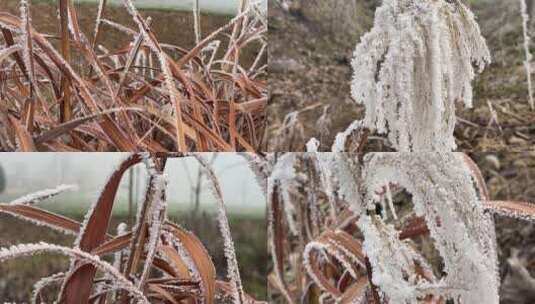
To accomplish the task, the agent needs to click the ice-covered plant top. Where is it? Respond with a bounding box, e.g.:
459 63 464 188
351 0 490 151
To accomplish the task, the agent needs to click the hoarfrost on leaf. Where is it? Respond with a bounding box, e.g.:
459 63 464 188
9 184 79 205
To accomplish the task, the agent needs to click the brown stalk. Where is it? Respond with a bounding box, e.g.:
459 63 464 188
61 154 142 303
58 0 72 123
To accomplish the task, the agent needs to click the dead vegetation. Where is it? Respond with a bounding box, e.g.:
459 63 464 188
0 0 267 152
0 153 266 303
266 152 535 303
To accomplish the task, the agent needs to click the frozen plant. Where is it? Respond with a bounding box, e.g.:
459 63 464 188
349 0 490 151
0 153 262 304
266 152 535 303
520 0 534 109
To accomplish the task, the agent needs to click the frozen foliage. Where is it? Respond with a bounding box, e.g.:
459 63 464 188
9 184 78 205
241 152 269 193
332 121 361 152
520 0 534 109
306 138 320 152
0 242 149 303
360 153 499 303
138 173 167 287
192 154 246 304
351 0 490 151
266 152 535 303
32 272 65 303
268 153 299 235
0 153 261 303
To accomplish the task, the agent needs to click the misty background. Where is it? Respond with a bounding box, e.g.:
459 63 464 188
73 0 267 15
0 153 265 217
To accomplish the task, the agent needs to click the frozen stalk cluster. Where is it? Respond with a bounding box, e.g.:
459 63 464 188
350 0 490 151
361 153 499 303
264 152 531 303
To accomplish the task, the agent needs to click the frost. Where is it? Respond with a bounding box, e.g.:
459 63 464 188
0 242 149 303
332 120 361 153
94 0 106 41
240 152 269 193
268 153 299 235
306 138 320 152
138 174 167 287
268 152 510 303
9 184 78 205
351 0 490 151
191 154 245 304
32 272 65 304
384 180 397 220
520 0 534 109
360 153 499 303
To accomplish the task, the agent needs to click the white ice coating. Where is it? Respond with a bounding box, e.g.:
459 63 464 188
20 0 34 88
240 152 269 195
31 272 65 304
520 0 534 109
312 153 339 220
332 120 362 153
138 173 168 287
306 138 320 152
0 242 149 303
192 154 245 304
163 230 201 281
9 184 79 205
351 0 490 151
267 153 299 235
359 153 499 303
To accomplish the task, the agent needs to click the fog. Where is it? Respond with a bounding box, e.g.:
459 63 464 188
0 153 265 216
75 0 267 15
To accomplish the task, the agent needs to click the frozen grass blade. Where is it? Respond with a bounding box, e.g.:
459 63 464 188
58 0 72 123
192 153 246 304
61 154 142 303
0 242 149 303
9 184 78 205
520 0 534 109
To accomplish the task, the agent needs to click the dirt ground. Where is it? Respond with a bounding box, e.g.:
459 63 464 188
267 0 535 152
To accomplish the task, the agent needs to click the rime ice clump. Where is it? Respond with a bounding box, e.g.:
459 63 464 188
360 153 499 303
351 0 490 151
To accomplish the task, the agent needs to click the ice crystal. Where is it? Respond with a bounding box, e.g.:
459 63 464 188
9 184 78 205
192 154 245 304
351 0 490 151
138 173 167 287
240 152 269 193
